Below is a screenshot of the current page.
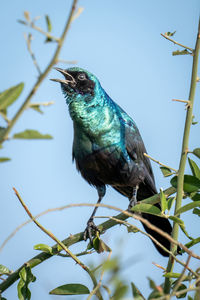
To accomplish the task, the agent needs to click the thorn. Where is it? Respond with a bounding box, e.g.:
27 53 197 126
172 99 190 104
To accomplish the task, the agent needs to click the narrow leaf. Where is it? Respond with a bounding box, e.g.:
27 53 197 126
131 203 161 216
172 49 190 56
175 201 200 216
13 130 53 139
171 175 200 193
191 193 200 201
93 236 111 253
183 237 200 252
164 272 181 278
179 223 193 240
127 225 139 233
160 166 174 177
167 197 176 211
0 157 11 163
188 158 200 179
45 15 52 32
193 148 200 159
160 188 167 212
165 31 176 37
147 277 157 290
17 19 27 25
17 266 36 300
49 284 90 295
0 264 12 275
193 208 200 216
0 83 24 110
131 282 144 300
24 11 30 22
169 216 184 225
30 105 43 114
34 244 53 255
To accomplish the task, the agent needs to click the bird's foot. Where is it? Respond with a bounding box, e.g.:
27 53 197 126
128 197 137 211
83 218 100 245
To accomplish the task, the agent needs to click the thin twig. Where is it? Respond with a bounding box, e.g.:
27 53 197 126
24 33 42 75
152 262 166 271
161 33 194 52
0 186 175 253
0 0 79 145
171 254 191 295
13 188 103 300
56 59 78 64
29 23 60 42
172 99 190 104
0 187 176 293
104 217 198 278
144 153 177 172
87 251 112 300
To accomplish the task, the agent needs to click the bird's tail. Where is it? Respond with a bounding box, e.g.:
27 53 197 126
137 183 172 256
141 209 172 256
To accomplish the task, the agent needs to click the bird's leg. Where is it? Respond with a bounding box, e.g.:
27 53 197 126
128 185 139 211
83 185 106 244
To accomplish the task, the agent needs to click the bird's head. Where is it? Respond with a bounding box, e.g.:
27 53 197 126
51 67 99 104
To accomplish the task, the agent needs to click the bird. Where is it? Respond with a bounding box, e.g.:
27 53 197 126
51 67 173 256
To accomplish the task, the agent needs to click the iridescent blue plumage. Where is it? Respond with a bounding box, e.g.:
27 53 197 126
52 67 173 256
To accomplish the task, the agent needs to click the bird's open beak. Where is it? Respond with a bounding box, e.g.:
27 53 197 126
50 67 76 85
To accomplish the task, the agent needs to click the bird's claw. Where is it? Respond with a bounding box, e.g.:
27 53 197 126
83 218 100 245
128 197 137 211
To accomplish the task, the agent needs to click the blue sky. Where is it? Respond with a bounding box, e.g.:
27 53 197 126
1 0 200 299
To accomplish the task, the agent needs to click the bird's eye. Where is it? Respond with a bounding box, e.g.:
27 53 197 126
78 73 86 80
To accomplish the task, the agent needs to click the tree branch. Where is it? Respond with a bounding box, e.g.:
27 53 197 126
164 18 200 294
0 0 78 145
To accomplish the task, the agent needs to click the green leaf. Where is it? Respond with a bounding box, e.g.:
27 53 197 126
183 237 200 253
17 266 36 300
171 175 200 193
193 148 200 159
0 83 24 110
127 225 139 233
167 197 176 211
165 31 176 37
147 277 157 290
0 157 11 163
190 193 200 201
30 105 43 114
103 258 119 272
131 203 161 216
188 158 200 179
0 264 12 275
13 130 53 139
112 283 128 300
175 201 200 216
131 282 144 300
179 223 193 240
34 244 53 255
193 208 200 216
169 216 184 226
160 166 174 177
45 15 52 32
176 284 187 298
188 296 193 300
172 49 191 56
49 284 90 295
164 272 181 278
148 290 163 299
92 235 111 253
160 188 167 212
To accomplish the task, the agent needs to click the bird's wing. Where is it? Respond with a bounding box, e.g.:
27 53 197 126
120 109 157 197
